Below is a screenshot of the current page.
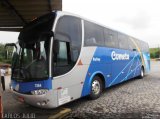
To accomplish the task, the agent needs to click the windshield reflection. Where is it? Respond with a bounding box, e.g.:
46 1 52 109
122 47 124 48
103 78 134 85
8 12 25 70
12 37 50 82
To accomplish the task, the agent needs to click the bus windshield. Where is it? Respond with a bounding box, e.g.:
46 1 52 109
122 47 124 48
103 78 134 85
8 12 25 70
11 13 55 82
12 36 50 82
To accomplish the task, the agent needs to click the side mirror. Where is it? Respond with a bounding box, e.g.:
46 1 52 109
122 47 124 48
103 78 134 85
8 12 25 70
4 43 17 60
5 43 17 51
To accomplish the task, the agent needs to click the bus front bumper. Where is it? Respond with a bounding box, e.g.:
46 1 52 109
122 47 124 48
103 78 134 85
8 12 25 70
11 90 57 109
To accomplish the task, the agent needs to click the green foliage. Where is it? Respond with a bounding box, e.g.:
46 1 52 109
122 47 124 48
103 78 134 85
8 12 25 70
150 48 160 59
3 59 12 64
0 43 13 64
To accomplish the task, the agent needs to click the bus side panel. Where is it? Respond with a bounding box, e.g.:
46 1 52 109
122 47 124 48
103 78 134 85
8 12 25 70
81 47 143 97
52 47 97 106
129 52 141 78
109 49 132 86
108 50 142 86
123 51 143 80
81 47 112 97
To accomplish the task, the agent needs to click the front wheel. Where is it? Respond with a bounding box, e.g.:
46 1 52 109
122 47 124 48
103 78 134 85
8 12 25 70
89 76 103 100
139 67 144 79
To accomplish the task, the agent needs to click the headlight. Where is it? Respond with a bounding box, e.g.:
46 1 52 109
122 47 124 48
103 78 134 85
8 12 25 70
31 89 48 95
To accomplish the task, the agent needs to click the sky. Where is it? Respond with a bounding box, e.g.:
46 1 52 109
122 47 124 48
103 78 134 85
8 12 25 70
0 0 160 48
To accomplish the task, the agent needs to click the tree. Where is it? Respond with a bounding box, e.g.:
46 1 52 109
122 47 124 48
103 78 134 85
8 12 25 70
150 48 159 59
0 43 13 64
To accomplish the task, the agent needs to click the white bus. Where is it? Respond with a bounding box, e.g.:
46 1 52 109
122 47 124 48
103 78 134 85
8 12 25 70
7 11 150 108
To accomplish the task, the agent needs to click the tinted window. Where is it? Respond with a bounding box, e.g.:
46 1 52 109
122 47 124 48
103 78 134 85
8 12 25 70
104 28 118 48
134 39 148 52
144 43 149 52
56 16 82 49
53 41 73 76
141 42 144 51
57 42 68 66
128 37 137 51
84 21 104 46
54 16 82 76
135 39 142 52
118 33 129 50
55 16 82 62
140 41 149 52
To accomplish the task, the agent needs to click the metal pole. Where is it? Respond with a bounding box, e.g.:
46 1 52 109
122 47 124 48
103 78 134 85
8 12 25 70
0 69 2 119
159 44 160 58
158 44 160 59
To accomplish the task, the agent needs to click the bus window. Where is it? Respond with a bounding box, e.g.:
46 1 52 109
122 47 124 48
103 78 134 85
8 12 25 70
53 41 72 76
54 16 82 76
84 21 104 46
56 41 68 66
128 37 137 51
118 33 129 50
55 16 82 62
135 39 143 52
104 28 118 48
144 43 149 52
140 41 149 52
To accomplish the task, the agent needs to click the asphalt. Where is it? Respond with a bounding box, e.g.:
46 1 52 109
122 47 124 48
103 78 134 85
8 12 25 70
2 61 160 119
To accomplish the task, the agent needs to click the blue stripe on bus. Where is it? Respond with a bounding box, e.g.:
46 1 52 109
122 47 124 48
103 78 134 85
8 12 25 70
125 56 141 81
11 77 52 93
121 59 141 82
120 53 139 82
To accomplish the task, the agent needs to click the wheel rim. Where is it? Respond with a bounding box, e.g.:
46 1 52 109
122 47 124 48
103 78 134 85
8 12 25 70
141 68 144 77
92 80 100 95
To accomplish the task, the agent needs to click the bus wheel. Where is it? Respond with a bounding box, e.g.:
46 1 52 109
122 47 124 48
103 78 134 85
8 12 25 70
89 76 103 99
139 67 144 79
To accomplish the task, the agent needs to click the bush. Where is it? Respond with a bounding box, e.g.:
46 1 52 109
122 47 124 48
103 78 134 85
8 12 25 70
150 48 160 59
3 59 12 64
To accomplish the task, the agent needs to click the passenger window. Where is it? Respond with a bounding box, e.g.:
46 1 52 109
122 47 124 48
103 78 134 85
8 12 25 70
118 33 129 50
57 42 68 66
72 49 79 62
140 41 149 52
53 41 72 76
104 28 118 48
54 16 82 76
55 16 82 64
84 21 104 46
55 16 82 47
144 43 149 52
128 37 137 51
135 39 143 52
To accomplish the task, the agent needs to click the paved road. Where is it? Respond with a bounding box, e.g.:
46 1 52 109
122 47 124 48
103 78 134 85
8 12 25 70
2 61 160 119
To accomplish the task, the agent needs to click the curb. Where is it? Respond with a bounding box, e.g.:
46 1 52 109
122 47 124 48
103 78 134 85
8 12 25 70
48 108 71 119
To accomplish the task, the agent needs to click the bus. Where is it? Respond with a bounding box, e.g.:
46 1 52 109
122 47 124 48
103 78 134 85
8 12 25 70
7 11 150 108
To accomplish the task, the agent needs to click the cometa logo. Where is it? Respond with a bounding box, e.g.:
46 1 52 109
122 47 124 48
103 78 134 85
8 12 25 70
111 51 130 60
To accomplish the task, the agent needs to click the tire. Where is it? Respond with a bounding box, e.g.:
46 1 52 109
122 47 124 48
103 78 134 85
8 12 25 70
139 67 144 79
89 76 103 100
